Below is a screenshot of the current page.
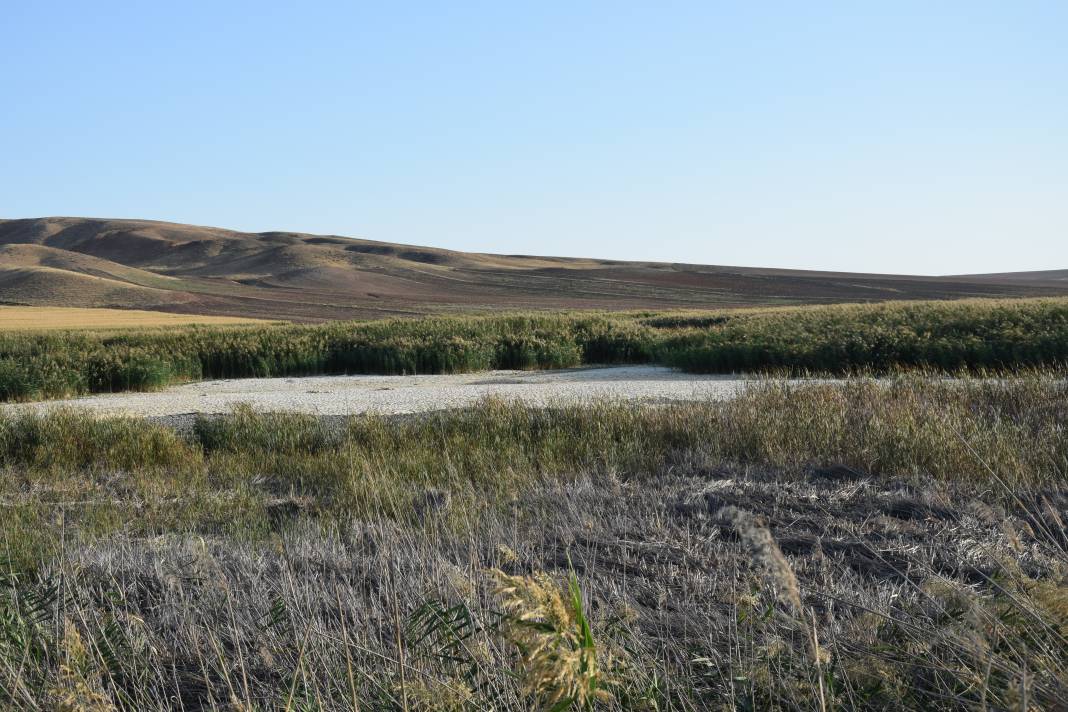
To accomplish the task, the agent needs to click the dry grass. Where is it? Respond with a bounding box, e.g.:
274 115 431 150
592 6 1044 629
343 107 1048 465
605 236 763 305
0 306 271 331
0 377 1064 709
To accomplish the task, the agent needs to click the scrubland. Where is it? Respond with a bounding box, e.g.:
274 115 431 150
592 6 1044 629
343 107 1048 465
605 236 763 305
0 376 1065 710
1 297 1067 401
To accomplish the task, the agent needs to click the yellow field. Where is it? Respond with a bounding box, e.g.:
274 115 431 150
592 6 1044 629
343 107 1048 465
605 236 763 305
0 306 270 330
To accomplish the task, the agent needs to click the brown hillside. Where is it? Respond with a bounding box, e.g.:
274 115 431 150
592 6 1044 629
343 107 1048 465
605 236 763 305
0 216 1064 321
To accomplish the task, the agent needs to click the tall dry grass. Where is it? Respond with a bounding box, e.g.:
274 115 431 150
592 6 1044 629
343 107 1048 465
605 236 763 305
0 376 1064 709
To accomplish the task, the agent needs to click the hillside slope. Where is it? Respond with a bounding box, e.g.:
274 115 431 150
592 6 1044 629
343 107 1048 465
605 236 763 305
1 217 1064 320
954 269 1068 284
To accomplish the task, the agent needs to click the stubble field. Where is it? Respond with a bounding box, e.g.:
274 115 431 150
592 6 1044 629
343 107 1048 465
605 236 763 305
0 306 268 331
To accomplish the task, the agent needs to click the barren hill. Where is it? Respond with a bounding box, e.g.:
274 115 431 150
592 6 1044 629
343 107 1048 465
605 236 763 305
0 216 1064 321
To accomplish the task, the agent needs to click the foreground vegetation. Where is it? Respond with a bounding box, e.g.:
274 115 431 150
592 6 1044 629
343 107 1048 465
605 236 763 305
0 376 1065 709
1 297 1068 401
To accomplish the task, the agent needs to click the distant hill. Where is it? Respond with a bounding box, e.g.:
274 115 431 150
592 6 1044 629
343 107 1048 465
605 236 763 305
1 216 1064 321
951 269 1068 284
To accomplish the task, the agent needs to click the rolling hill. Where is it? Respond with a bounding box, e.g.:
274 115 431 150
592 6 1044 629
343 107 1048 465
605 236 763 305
1 216 1064 321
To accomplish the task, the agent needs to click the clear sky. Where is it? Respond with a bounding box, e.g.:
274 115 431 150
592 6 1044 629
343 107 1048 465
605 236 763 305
2 2 1065 274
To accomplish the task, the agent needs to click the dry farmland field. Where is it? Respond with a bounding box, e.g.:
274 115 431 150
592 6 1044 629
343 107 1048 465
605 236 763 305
0 299 1065 710
0 306 269 331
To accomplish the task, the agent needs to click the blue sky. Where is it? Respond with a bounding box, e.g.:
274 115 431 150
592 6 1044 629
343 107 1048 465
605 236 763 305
2 1 1065 274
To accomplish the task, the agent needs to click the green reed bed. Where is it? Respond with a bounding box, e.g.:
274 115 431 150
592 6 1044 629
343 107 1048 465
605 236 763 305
0 313 658 401
659 297 1068 373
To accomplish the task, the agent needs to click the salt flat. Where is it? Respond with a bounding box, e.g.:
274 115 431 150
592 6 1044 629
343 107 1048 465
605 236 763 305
6 366 769 417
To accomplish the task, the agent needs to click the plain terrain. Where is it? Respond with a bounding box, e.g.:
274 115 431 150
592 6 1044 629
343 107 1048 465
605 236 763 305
3 217 1068 321
0 378 1064 710
2 297 1067 403
1 274 1066 709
